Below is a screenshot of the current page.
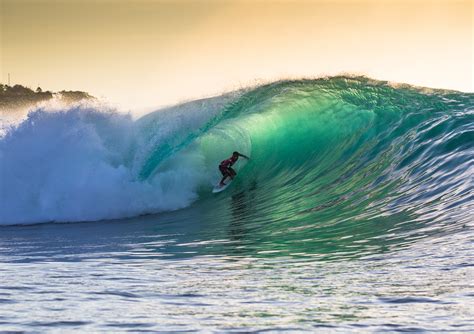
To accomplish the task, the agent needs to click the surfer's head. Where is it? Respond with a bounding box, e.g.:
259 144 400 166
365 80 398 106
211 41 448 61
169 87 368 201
232 151 239 157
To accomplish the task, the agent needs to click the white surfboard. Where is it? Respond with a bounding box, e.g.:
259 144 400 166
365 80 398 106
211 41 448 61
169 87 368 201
212 180 232 193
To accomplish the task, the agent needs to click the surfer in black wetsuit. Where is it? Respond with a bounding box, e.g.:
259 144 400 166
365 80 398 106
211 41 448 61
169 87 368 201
219 151 249 186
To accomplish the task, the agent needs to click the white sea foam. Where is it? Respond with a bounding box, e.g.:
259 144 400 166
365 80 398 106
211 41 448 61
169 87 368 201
0 101 226 225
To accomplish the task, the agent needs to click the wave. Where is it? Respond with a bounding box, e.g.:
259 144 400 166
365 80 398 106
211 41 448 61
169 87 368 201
1 76 473 237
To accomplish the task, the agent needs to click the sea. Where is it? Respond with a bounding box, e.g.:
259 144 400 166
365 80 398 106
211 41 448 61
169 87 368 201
1 76 473 332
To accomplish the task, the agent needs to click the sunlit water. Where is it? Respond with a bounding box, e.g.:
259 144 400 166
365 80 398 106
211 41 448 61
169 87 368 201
1 77 473 332
0 213 473 332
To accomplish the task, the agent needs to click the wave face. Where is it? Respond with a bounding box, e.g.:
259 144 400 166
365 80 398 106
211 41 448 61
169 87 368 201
1 77 473 251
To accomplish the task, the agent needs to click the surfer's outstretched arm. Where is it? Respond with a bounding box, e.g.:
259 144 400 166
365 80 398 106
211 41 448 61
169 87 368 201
237 152 250 160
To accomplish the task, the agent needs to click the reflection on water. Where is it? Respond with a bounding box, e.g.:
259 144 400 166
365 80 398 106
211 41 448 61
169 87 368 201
228 181 258 245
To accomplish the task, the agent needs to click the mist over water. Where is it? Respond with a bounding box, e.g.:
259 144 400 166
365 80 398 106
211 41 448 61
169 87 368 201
1 77 473 332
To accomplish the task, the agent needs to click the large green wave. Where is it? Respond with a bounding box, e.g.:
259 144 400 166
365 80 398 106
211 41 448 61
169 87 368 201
3 75 471 259
137 76 473 259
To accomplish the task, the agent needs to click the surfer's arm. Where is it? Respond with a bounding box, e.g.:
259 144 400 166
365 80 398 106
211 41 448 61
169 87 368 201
238 153 250 160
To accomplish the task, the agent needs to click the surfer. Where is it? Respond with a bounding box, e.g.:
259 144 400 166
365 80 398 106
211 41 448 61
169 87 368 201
219 151 249 186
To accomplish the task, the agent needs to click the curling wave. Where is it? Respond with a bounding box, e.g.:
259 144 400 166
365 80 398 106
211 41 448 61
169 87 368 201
1 76 473 257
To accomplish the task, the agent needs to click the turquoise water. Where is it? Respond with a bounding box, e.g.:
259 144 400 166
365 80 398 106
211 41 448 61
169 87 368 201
0 76 473 332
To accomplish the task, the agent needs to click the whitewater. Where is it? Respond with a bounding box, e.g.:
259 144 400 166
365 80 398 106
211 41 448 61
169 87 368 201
0 76 473 332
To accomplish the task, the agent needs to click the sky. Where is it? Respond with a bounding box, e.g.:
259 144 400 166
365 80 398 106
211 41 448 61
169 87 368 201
1 0 473 110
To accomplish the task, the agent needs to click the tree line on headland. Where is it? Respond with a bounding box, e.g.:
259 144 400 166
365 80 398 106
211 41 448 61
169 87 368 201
0 84 94 110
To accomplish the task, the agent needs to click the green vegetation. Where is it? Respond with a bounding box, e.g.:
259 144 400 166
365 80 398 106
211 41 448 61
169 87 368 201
0 84 94 110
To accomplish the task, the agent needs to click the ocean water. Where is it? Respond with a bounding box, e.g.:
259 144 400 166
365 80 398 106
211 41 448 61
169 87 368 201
0 76 473 332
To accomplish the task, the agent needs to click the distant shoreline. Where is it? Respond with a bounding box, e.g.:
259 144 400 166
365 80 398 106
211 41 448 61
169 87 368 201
0 84 94 111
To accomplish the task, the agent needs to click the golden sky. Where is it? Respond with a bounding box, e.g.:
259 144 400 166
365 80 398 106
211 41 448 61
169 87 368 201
1 0 473 110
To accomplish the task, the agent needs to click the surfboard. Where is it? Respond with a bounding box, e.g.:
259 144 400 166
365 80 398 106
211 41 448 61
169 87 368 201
212 180 232 193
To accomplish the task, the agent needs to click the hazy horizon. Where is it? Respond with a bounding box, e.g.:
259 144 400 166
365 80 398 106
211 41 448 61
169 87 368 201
1 0 472 110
